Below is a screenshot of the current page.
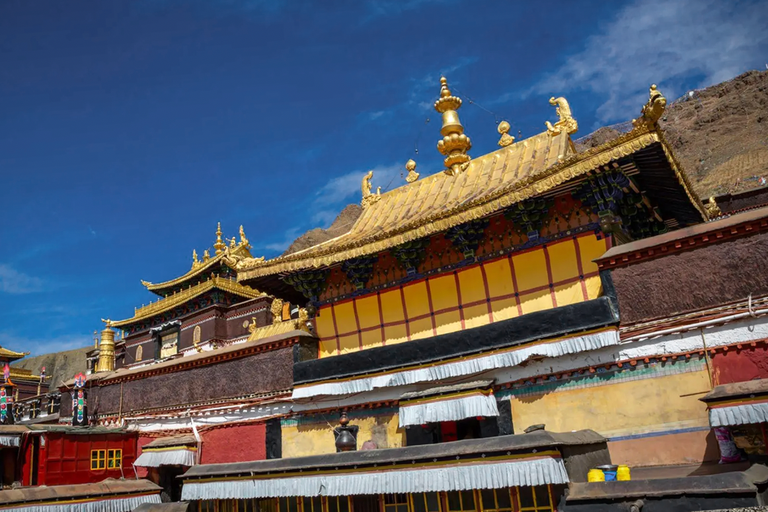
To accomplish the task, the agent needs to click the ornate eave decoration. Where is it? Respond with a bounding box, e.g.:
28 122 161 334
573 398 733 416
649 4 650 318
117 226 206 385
113 277 264 327
632 84 667 129
704 196 722 220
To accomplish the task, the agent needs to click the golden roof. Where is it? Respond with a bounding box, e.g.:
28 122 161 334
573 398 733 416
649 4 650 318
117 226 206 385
143 225 255 293
113 276 265 327
0 346 28 361
234 85 705 281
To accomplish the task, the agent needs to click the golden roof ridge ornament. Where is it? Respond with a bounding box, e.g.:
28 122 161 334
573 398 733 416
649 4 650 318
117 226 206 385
239 225 251 249
705 196 722 219
191 249 201 269
497 121 515 147
405 159 420 183
361 170 381 208
214 222 226 255
545 97 578 135
633 84 667 129
434 77 471 176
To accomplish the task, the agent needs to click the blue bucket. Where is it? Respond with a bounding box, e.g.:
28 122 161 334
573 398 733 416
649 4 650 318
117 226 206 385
597 465 618 481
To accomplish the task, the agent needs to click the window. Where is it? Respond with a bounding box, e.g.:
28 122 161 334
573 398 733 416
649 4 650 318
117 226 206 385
90 450 106 470
107 449 122 469
135 345 143 361
445 491 477 512
516 486 553 512
327 497 350 512
383 494 410 512
480 489 513 512
278 498 300 512
411 493 441 512
160 332 179 358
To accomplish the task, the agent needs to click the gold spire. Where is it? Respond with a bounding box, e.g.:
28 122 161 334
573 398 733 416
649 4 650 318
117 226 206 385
95 319 116 373
192 249 200 269
434 77 471 176
214 222 226 255
405 159 420 183
239 225 250 249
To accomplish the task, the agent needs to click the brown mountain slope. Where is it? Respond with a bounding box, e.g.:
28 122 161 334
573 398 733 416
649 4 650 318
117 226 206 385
12 346 91 389
282 204 362 256
578 70 768 198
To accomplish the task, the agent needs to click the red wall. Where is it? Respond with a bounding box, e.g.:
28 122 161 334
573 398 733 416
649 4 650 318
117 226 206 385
32 432 138 486
200 422 266 464
135 436 155 478
712 344 768 386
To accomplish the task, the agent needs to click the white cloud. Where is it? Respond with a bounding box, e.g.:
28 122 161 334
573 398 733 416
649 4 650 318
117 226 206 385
533 0 768 123
0 264 45 294
362 0 457 22
264 227 303 253
0 332 90 357
314 163 403 209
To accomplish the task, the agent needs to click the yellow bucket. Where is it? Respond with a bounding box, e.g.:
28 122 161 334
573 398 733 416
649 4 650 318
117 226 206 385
588 468 605 482
617 465 631 481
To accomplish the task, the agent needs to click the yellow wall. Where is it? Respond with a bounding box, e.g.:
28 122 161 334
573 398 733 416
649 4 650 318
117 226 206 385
316 232 608 357
509 369 711 440
282 412 404 459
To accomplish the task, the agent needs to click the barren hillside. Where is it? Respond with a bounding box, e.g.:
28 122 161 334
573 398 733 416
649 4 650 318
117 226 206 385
282 204 362 256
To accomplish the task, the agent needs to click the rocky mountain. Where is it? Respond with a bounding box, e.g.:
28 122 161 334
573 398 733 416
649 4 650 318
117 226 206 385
282 204 363 256
13 346 91 390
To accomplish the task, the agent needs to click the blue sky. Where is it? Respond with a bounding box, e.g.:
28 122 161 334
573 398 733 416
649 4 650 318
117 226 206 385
1 0 767 357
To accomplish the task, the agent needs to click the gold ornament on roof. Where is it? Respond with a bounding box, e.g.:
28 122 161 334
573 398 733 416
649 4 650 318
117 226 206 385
704 196 722 219
633 84 667 129
361 170 381 208
192 249 200 269
229 237 237 249
271 298 284 324
214 222 226 255
203 249 210 261
545 97 578 135
239 225 251 249
405 159 420 183
497 121 515 147
434 77 471 176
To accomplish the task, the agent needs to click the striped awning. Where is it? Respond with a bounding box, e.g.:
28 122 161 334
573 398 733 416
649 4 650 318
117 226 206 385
135 446 197 467
292 328 619 399
399 389 499 428
0 493 161 512
181 452 568 501
708 399 768 427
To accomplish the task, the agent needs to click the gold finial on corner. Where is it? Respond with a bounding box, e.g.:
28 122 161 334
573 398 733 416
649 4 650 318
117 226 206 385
405 159 420 183
203 249 210 261
100 318 113 328
192 249 200 268
229 237 237 249
214 222 226 255
434 77 471 176
239 225 250 249
633 84 667 129
497 121 515 147
545 97 578 136
361 170 381 209
704 196 722 219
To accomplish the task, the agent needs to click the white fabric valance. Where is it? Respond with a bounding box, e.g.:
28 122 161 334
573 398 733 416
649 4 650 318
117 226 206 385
399 391 499 428
0 435 20 447
181 456 568 501
134 447 196 467
0 493 160 512
709 402 768 427
293 329 619 399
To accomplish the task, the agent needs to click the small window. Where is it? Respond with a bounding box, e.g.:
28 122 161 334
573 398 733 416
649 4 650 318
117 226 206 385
411 493 441 512
383 494 410 512
516 486 554 512
135 345 143 361
107 449 122 469
445 491 476 512
327 497 350 512
160 332 179 358
480 489 513 512
90 449 106 470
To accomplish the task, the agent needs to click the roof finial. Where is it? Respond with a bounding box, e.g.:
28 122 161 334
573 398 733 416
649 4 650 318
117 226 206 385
405 159 420 183
192 249 200 269
497 121 515 147
361 170 381 209
545 97 578 136
214 222 226 255
434 77 471 176
239 225 250 249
